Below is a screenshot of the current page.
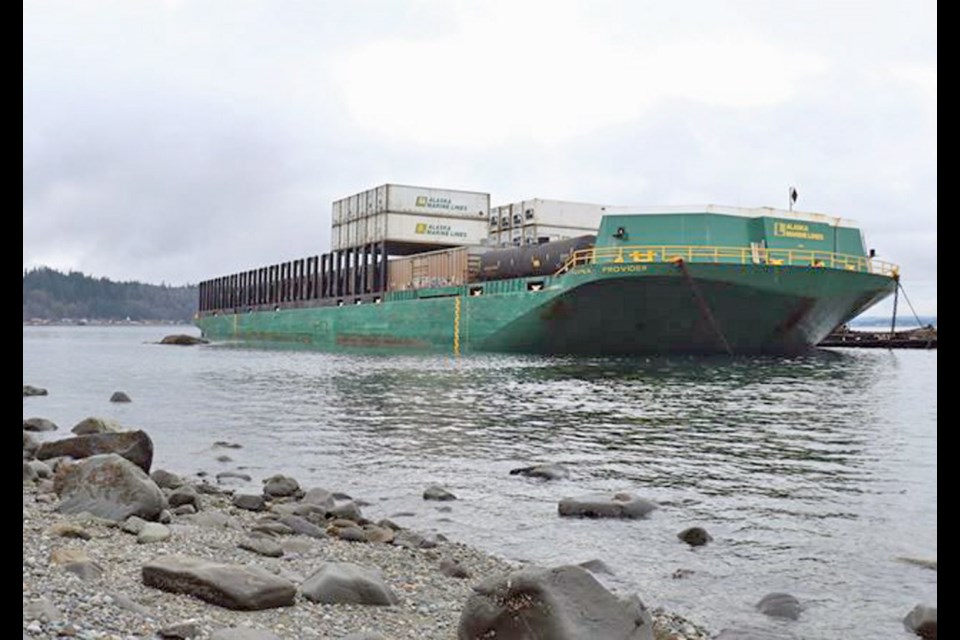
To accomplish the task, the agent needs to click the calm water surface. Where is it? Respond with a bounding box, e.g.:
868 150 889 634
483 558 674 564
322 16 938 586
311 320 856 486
22 326 937 639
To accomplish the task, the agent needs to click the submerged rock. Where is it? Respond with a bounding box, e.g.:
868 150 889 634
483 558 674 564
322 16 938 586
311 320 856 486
509 462 570 480
458 564 653 640
142 554 295 610
423 485 457 501
110 391 132 403
756 593 802 620
160 334 209 346
678 526 712 547
23 384 48 397
558 492 657 519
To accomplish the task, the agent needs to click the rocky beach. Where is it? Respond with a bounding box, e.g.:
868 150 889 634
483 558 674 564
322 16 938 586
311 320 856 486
23 394 712 640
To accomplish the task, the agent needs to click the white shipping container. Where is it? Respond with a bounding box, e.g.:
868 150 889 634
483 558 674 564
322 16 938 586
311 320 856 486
384 184 489 219
332 212 488 250
490 198 614 230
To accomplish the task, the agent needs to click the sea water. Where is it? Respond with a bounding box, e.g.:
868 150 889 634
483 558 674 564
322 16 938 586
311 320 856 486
22 325 937 639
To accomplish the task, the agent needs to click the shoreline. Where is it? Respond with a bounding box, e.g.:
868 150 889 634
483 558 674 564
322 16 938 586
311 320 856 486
23 431 710 640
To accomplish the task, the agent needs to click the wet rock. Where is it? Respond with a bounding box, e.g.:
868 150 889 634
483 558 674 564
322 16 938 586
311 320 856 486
23 417 58 432
27 460 53 479
458 564 653 640
262 474 300 498
151 469 185 490
903 604 937 639
168 485 201 510
183 511 234 528
210 629 281 640
558 492 657 519
196 481 229 495
217 471 253 484
216 455 233 463
173 504 197 516
142 554 296 610
71 416 123 435
160 334 209 346
54 454 165 521
23 431 40 459
110 391 132 403
393 530 439 550
302 487 335 509
239 536 284 558
278 515 327 539
300 562 399 606
439 558 470 579
672 569 695 579
756 593 802 620
333 526 367 543
509 462 570 480
363 525 395 544
158 621 201 639
578 559 614 575
423 485 457 501
39 429 154 473
898 557 938 571
122 515 148 534
233 493 267 511
23 460 38 483
678 526 712 547
252 521 294 537
329 501 363 521
23 384 48 397
138 522 172 543
214 441 243 449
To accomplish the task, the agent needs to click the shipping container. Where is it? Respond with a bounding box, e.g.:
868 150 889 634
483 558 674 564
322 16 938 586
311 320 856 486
333 184 489 223
387 246 485 291
331 212 488 252
490 198 621 231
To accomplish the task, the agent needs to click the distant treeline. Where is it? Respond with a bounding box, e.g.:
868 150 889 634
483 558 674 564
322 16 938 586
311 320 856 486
23 267 197 322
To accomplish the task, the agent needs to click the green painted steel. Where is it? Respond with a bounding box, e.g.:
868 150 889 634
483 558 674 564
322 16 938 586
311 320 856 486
197 262 895 355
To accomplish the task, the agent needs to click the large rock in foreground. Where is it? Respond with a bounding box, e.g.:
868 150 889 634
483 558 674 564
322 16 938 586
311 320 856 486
558 492 657 519
458 564 653 640
300 562 399 606
38 430 154 473
142 554 296 610
54 454 165 521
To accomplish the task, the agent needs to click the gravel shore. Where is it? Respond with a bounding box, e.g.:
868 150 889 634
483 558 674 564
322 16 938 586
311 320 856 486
23 457 710 640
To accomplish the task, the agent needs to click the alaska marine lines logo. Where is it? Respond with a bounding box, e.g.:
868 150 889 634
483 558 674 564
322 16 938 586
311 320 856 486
414 222 468 239
415 195 469 212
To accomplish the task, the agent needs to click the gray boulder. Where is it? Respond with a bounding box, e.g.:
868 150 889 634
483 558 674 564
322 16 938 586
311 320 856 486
262 474 300 498
233 494 267 512
578 559 614 575
142 554 296 610
239 536 284 558
509 462 570 480
168 485 201 510
138 522 172 544
23 417 58 432
23 431 40 458
28 460 53 479
151 469 185 490
23 460 38 483
38 429 154 473
300 562 399 606
278 515 327 539
110 391 132 403
160 334 209 346
329 501 363 521
903 604 937 639
458 564 653 640
23 384 48 396
558 492 657 519
302 487 335 509
54 454 165 521
72 417 123 435
423 485 457 501
756 593 802 620
678 527 712 547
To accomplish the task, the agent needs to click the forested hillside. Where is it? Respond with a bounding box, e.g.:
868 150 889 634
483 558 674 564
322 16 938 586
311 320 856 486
23 267 197 322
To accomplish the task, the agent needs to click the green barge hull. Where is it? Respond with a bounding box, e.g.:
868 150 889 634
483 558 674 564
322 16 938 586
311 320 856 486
197 261 895 355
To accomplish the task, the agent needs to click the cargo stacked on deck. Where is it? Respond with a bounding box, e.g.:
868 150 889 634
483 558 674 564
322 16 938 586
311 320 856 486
487 198 629 247
332 184 490 255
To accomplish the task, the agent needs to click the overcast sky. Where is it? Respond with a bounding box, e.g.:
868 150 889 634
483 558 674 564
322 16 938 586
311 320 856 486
23 1 936 315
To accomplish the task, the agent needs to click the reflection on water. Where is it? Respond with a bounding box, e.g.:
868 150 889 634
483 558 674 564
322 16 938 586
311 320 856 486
23 327 936 640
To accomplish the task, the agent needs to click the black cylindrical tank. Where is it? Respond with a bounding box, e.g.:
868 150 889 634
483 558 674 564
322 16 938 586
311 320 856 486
478 235 595 281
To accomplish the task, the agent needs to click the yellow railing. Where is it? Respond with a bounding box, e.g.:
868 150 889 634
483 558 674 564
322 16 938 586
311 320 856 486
556 245 899 277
